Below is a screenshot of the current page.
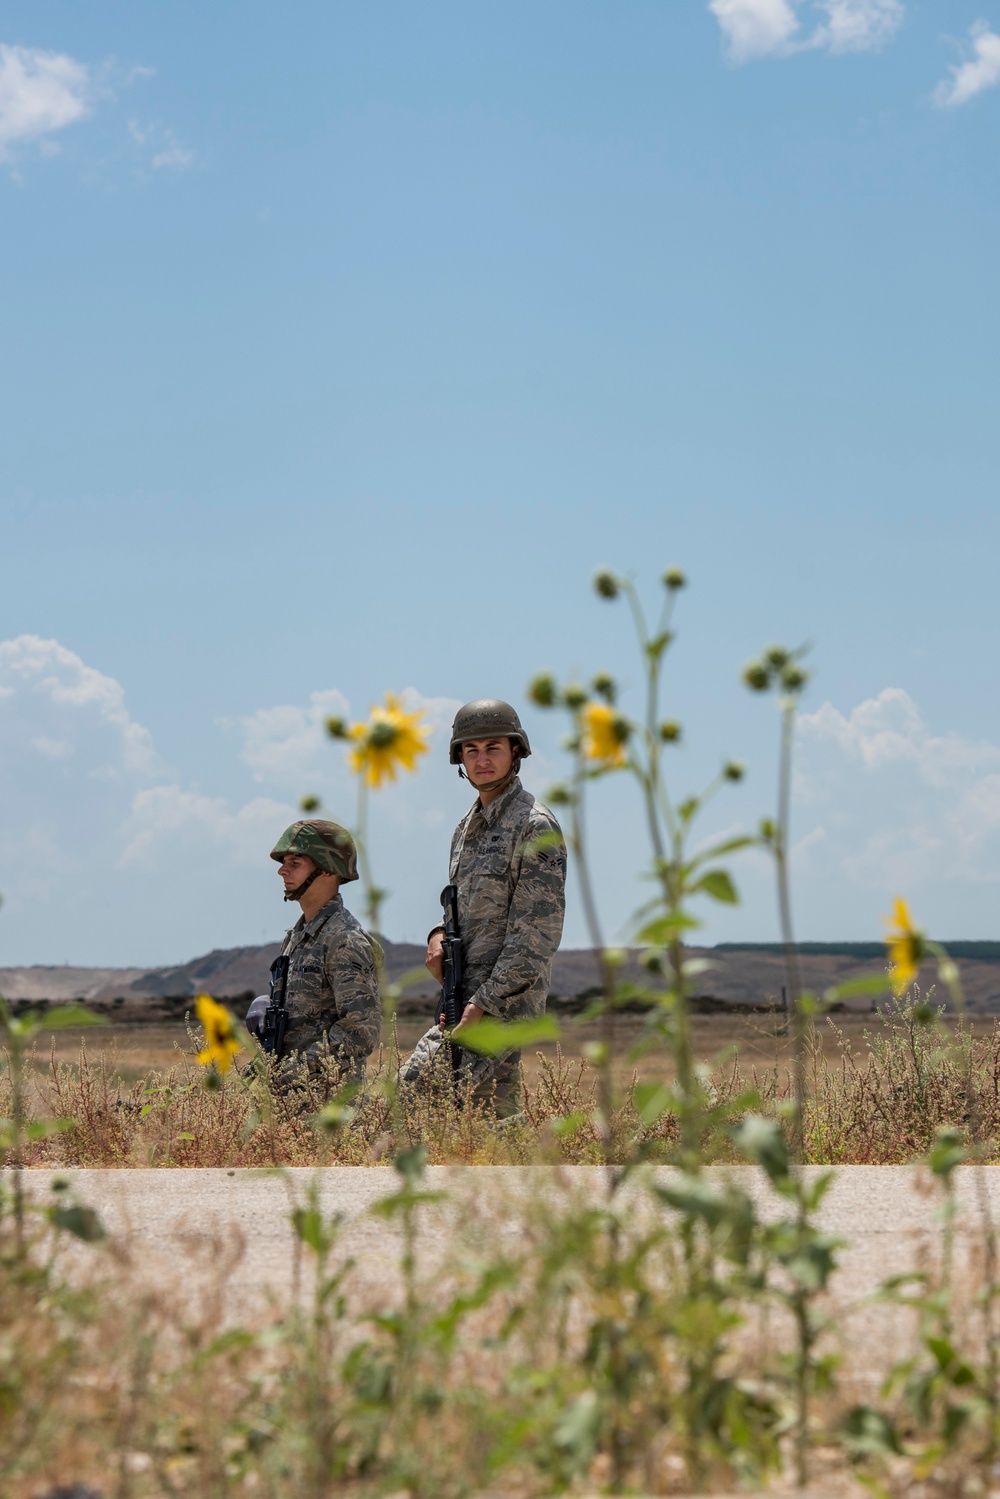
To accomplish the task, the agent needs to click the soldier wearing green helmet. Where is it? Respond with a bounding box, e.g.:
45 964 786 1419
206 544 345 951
245 818 380 1084
401 699 566 1117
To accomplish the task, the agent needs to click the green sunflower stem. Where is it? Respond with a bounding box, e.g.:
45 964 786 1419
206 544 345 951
354 776 382 937
774 697 806 1163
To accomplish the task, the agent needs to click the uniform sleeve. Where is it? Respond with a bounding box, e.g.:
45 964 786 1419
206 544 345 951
323 928 382 1058
467 810 567 1020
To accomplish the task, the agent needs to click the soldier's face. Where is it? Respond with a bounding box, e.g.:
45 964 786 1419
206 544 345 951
278 853 317 894
460 737 514 786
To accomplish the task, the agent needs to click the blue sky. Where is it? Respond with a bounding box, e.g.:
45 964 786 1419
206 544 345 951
1 1 999 965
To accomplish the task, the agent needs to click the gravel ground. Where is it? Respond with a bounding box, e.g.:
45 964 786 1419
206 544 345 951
16 1162 999 1399
15 1163 995 1498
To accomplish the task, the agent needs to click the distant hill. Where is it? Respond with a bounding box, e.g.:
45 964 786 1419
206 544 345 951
4 940 1000 1016
715 941 1000 961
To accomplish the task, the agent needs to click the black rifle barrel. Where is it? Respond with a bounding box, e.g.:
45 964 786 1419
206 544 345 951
439 884 463 1075
261 952 290 1057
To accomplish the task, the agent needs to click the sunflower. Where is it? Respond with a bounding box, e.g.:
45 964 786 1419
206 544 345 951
195 994 242 1074
884 897 925 996
580 702 631 768
348 692 430 788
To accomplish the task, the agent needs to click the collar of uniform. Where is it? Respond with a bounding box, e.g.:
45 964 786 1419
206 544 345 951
476 774 522 826
295 893 344 937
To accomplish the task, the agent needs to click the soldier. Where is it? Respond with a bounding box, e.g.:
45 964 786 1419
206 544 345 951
401 700 567 1117
246 819 381 1085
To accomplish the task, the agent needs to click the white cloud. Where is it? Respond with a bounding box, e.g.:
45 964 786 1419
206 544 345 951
128 117 195 173
240 689 352 787
798 688 998 787
812 0 904 53
709 0 801 60
934 22 1000 107
0 635 298 958
795 688 1000 890
0 639 472 960
709 0 903 63
0 45 193 178
151 142 193 171
30 735 74 760
0 635 157 776
0 43 91 158
239 686 460 796
118 788 295 870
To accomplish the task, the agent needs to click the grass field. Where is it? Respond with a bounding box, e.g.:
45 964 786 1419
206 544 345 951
32 1004 963 1087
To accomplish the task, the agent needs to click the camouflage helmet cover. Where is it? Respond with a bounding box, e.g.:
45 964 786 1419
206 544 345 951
449 699 531 764
269 820 359 883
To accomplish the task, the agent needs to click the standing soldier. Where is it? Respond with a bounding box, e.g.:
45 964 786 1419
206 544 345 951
401 700 567 1117
246 819 381 1086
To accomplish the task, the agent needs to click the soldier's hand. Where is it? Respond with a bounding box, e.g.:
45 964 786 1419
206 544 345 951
425 930 445 984
453 1002 484 1034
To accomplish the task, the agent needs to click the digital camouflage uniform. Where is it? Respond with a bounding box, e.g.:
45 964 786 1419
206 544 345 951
401 775 566 1115
275 894 381 1080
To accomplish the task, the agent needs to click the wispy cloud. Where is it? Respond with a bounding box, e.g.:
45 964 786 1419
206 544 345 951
0 41 194 179
128 117 195 173
0 42 91 159
934 21 1000 107
709 0 904 64
709 0 801 61
0 636 471 959
795 687 1000 889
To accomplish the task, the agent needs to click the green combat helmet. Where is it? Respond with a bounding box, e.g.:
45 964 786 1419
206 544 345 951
270 819 359 902
448 699 531 763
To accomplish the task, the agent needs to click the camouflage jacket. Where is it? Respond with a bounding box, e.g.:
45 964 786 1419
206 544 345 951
278 895 380 1073
439 776 566 1022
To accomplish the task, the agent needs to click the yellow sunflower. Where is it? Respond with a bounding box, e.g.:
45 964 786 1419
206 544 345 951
580 702 630 768
195 994 241 1074
348 692 430 788
884 897 925 996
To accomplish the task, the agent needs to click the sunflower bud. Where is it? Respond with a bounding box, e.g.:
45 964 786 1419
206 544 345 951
659 719 682 743
299 794 321 813
781 663 807 692
545 783 574 806
592 672 616 703
663 567 687 591
743 662 770 692
765 646 789 669
563 683 589 710
528 672 558 708
593 570 620 600
723 760 745 782
325 716 348 740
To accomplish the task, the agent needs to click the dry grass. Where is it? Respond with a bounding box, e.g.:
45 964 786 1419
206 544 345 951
37 1005 893 1085
7 998 1000 1169
3 998 1000 1495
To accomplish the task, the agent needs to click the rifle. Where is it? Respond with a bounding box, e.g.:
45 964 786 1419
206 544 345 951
439 883 463 1077
261 953 291 1058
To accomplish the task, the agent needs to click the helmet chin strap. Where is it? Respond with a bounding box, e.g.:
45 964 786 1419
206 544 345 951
460 755 521 798
284 866 325 903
